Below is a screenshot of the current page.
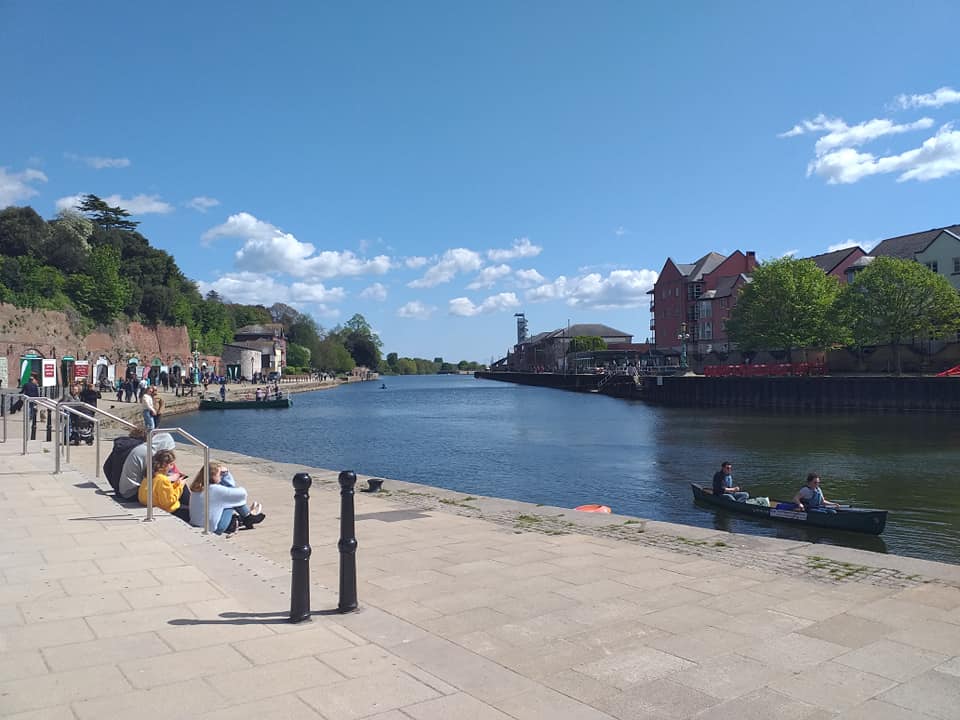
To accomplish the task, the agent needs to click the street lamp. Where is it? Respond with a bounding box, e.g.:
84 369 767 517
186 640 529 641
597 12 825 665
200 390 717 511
677 322 691 372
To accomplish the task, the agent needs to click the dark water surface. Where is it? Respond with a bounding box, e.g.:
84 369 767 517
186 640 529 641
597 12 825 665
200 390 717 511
175 375 960 564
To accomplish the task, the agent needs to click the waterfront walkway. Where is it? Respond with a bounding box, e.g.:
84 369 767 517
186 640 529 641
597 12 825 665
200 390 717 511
2 423 959 719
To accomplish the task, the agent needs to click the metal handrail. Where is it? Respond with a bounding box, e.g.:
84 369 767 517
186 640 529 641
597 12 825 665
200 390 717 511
145 428 211 534
58 401 136 479
55 402 108 476
21 396 59 455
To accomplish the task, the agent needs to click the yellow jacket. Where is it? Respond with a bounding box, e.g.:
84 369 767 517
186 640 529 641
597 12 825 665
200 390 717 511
139 471 182 513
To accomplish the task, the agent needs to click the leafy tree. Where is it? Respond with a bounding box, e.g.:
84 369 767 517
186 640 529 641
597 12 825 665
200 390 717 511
287 314 324 362
315 337 355 373
837 257 960 374
78 194 139 231
270 302 300 326
333 313 382 368
229 304 272 329
287 342 311 367
40 211 92 273
726 257 843 360
66 245 131 323
396 357 418 374
568 336 608 353
0 206 49 256
386 352 398 371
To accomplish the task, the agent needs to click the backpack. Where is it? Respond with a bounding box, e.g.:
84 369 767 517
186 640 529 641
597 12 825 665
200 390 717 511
103 437 144 493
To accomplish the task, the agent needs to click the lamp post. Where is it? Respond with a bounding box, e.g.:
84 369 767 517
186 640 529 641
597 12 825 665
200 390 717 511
192 340 201 384
677 322 691 372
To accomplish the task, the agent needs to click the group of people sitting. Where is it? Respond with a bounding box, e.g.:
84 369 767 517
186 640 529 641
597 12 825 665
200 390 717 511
104 427 266 534
711 461 841 513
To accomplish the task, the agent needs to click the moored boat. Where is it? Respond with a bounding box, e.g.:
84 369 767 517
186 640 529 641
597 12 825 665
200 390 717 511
690 483 887 535
199 397 292 410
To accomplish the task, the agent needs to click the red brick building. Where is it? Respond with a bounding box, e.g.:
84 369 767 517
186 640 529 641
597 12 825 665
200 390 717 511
649 251 758 354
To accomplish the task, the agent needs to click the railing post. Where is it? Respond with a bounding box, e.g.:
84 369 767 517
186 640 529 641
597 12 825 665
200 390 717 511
337 470 358 613
289 472 312 623
45 408 52 442
145 431 154 522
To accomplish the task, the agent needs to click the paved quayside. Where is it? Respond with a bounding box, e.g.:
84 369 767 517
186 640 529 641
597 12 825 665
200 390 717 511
2 421 959 719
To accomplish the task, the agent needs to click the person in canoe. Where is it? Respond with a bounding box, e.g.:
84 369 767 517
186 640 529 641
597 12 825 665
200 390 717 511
712 460 749 502
793 473 839 513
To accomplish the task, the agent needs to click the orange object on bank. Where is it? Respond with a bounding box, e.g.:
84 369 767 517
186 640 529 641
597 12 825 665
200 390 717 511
575 504 612 513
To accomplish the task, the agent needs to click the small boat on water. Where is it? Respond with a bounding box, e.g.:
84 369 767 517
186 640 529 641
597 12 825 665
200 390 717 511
690 483 887 535
199 397 292 410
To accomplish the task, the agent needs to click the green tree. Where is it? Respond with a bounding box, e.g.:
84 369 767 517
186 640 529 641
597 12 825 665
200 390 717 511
333 313 383 369
386 352 399 372
41 210 92 274
78 194 139 231
66 245 131 323
568 336 608 353
726 257 843 360
315 337 355 373
287 342 311 367
0 206 49 256
837 257 960 374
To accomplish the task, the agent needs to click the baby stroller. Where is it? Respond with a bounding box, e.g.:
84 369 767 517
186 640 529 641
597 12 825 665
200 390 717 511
70 416 95 446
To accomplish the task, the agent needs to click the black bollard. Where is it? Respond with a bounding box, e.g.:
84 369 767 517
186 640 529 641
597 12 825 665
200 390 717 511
45 409 52 442
337 470 358 613
289 472 312 623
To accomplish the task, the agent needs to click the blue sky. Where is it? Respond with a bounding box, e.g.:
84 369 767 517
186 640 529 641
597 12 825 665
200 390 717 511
3 2 960 363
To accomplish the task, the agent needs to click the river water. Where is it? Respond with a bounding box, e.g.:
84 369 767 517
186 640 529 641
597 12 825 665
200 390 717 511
174 374 960 564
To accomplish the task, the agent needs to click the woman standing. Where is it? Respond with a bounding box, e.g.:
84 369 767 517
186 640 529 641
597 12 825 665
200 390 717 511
142 386 157 430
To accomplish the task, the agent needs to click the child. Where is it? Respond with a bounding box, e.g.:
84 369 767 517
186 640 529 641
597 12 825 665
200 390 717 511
139 449 189 520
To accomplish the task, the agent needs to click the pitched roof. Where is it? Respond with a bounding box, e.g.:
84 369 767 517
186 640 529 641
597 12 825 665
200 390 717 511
871 224 960 260
802 246 863 274
541 324 633 340
669 251 727 282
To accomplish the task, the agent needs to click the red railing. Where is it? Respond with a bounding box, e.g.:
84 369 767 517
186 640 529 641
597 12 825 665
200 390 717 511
702 362 826 377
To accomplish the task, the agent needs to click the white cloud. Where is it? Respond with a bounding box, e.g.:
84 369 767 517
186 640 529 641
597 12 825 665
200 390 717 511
198 273 345 314
359 282 388 301
487 237 542 261
91 156 130 169
55 193 85 212
779 114 934 153
102 193 173 214
614 226 627 237
198 272 292 305
0 167 47 207
826 240 860 252
397 301 435 319
289 281 346 304
466 264 512 290
781 249 798 258
203 212 392 279
526 269 658 309
65 153 131 169
449 292 520 317
809 124 960 184
814 118 934 155
186 196 220 212
408 248 482 288
895 86 960 109
514 268 545 288
405 256 430 269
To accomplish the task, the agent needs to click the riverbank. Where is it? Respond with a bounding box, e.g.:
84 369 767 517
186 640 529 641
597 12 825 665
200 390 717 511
4 422 960 718
82 376 347 428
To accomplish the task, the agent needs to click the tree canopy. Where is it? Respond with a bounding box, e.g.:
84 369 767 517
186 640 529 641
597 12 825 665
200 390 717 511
726 257 843 359
837 257 960 374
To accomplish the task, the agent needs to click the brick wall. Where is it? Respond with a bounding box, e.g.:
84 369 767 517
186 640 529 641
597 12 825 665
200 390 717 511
0 303 191 388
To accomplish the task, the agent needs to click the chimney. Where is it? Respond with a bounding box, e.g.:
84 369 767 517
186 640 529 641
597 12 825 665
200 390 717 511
746 250 757 270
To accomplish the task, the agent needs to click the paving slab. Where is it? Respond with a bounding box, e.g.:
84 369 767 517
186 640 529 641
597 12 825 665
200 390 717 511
3 427 960 719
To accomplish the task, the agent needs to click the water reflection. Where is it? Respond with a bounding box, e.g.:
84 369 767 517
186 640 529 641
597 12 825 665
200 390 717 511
174 376 958 564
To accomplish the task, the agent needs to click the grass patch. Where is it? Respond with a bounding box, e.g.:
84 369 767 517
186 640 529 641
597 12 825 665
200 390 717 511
516 514 543 523
624 519 641 525
676 536 708 547
713 541 727 547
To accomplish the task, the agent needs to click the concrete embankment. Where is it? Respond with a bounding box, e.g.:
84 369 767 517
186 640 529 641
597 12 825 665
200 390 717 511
70 377 346 428
4 420 960 718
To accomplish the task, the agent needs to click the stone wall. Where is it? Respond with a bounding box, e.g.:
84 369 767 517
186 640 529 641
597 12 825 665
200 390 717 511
0 303 191 388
